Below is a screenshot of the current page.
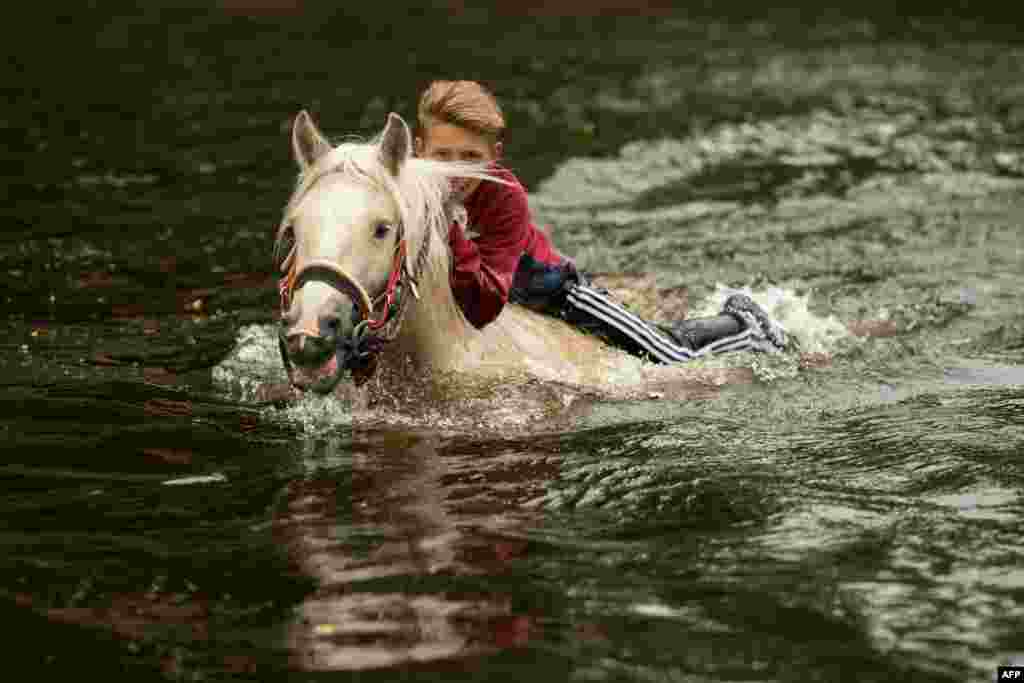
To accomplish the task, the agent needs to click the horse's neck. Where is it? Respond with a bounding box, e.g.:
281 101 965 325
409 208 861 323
395 229 477 370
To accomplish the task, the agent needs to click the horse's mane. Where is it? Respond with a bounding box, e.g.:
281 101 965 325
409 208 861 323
276 134 503 280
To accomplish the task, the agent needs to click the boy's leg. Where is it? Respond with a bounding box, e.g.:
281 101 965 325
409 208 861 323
565 283 756 363
721 293 788 350
560 287 697 361
563 286 786 363
509 253 786 362
663 294 787 353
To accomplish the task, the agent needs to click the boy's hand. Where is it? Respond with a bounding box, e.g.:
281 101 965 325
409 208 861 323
511 255 581 310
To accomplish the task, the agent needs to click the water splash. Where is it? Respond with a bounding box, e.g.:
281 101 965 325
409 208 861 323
273 393 354 435
211 324 287 402
211 324 358 433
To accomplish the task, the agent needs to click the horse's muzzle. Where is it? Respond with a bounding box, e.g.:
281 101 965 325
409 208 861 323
279 323 346 394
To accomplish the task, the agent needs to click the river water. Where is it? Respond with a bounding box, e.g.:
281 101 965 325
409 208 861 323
3 3 1023 681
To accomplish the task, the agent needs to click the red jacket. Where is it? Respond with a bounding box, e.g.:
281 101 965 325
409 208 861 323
448 165 567 328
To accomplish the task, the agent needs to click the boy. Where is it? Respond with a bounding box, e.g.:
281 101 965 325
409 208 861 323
414 80 786 364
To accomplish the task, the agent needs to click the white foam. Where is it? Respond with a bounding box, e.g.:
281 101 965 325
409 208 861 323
276 393 354 434
212 323 288 401
212 324 357 431
162 473 227 486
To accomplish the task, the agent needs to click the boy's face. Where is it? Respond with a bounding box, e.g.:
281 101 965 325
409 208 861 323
415 122 502 201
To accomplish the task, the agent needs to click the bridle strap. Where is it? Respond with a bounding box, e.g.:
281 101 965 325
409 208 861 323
365 239 408 331
291 259 374 321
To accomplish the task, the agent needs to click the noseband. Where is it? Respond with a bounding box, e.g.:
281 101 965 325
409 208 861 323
277 220 431 386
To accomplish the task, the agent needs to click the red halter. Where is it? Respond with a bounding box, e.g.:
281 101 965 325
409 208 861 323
365 239 408 330
278 237 411 329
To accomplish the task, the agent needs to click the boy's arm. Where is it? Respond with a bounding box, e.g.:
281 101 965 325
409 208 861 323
448 190 530 329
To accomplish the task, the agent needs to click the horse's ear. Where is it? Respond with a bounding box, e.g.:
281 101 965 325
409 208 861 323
291 110 332 170
379 112 412 177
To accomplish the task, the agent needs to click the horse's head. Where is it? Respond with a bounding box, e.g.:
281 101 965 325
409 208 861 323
277 110 414 394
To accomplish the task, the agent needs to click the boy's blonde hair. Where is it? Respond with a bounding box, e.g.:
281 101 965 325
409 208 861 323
417 80 506 142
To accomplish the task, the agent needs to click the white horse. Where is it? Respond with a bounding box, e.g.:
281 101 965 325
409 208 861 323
276 111 757 405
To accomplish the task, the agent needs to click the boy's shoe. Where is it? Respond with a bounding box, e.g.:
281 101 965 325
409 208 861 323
664 315 742 350
722 293 788 351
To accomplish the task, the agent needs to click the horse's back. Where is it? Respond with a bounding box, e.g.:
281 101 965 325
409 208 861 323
479 304 646 387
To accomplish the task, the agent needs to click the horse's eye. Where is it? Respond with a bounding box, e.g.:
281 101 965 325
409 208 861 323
373 222 392 239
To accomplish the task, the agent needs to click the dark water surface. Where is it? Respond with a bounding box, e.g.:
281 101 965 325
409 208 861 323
4 3 1024 681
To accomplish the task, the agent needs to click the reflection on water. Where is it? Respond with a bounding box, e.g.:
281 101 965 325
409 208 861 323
277 432 539 670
